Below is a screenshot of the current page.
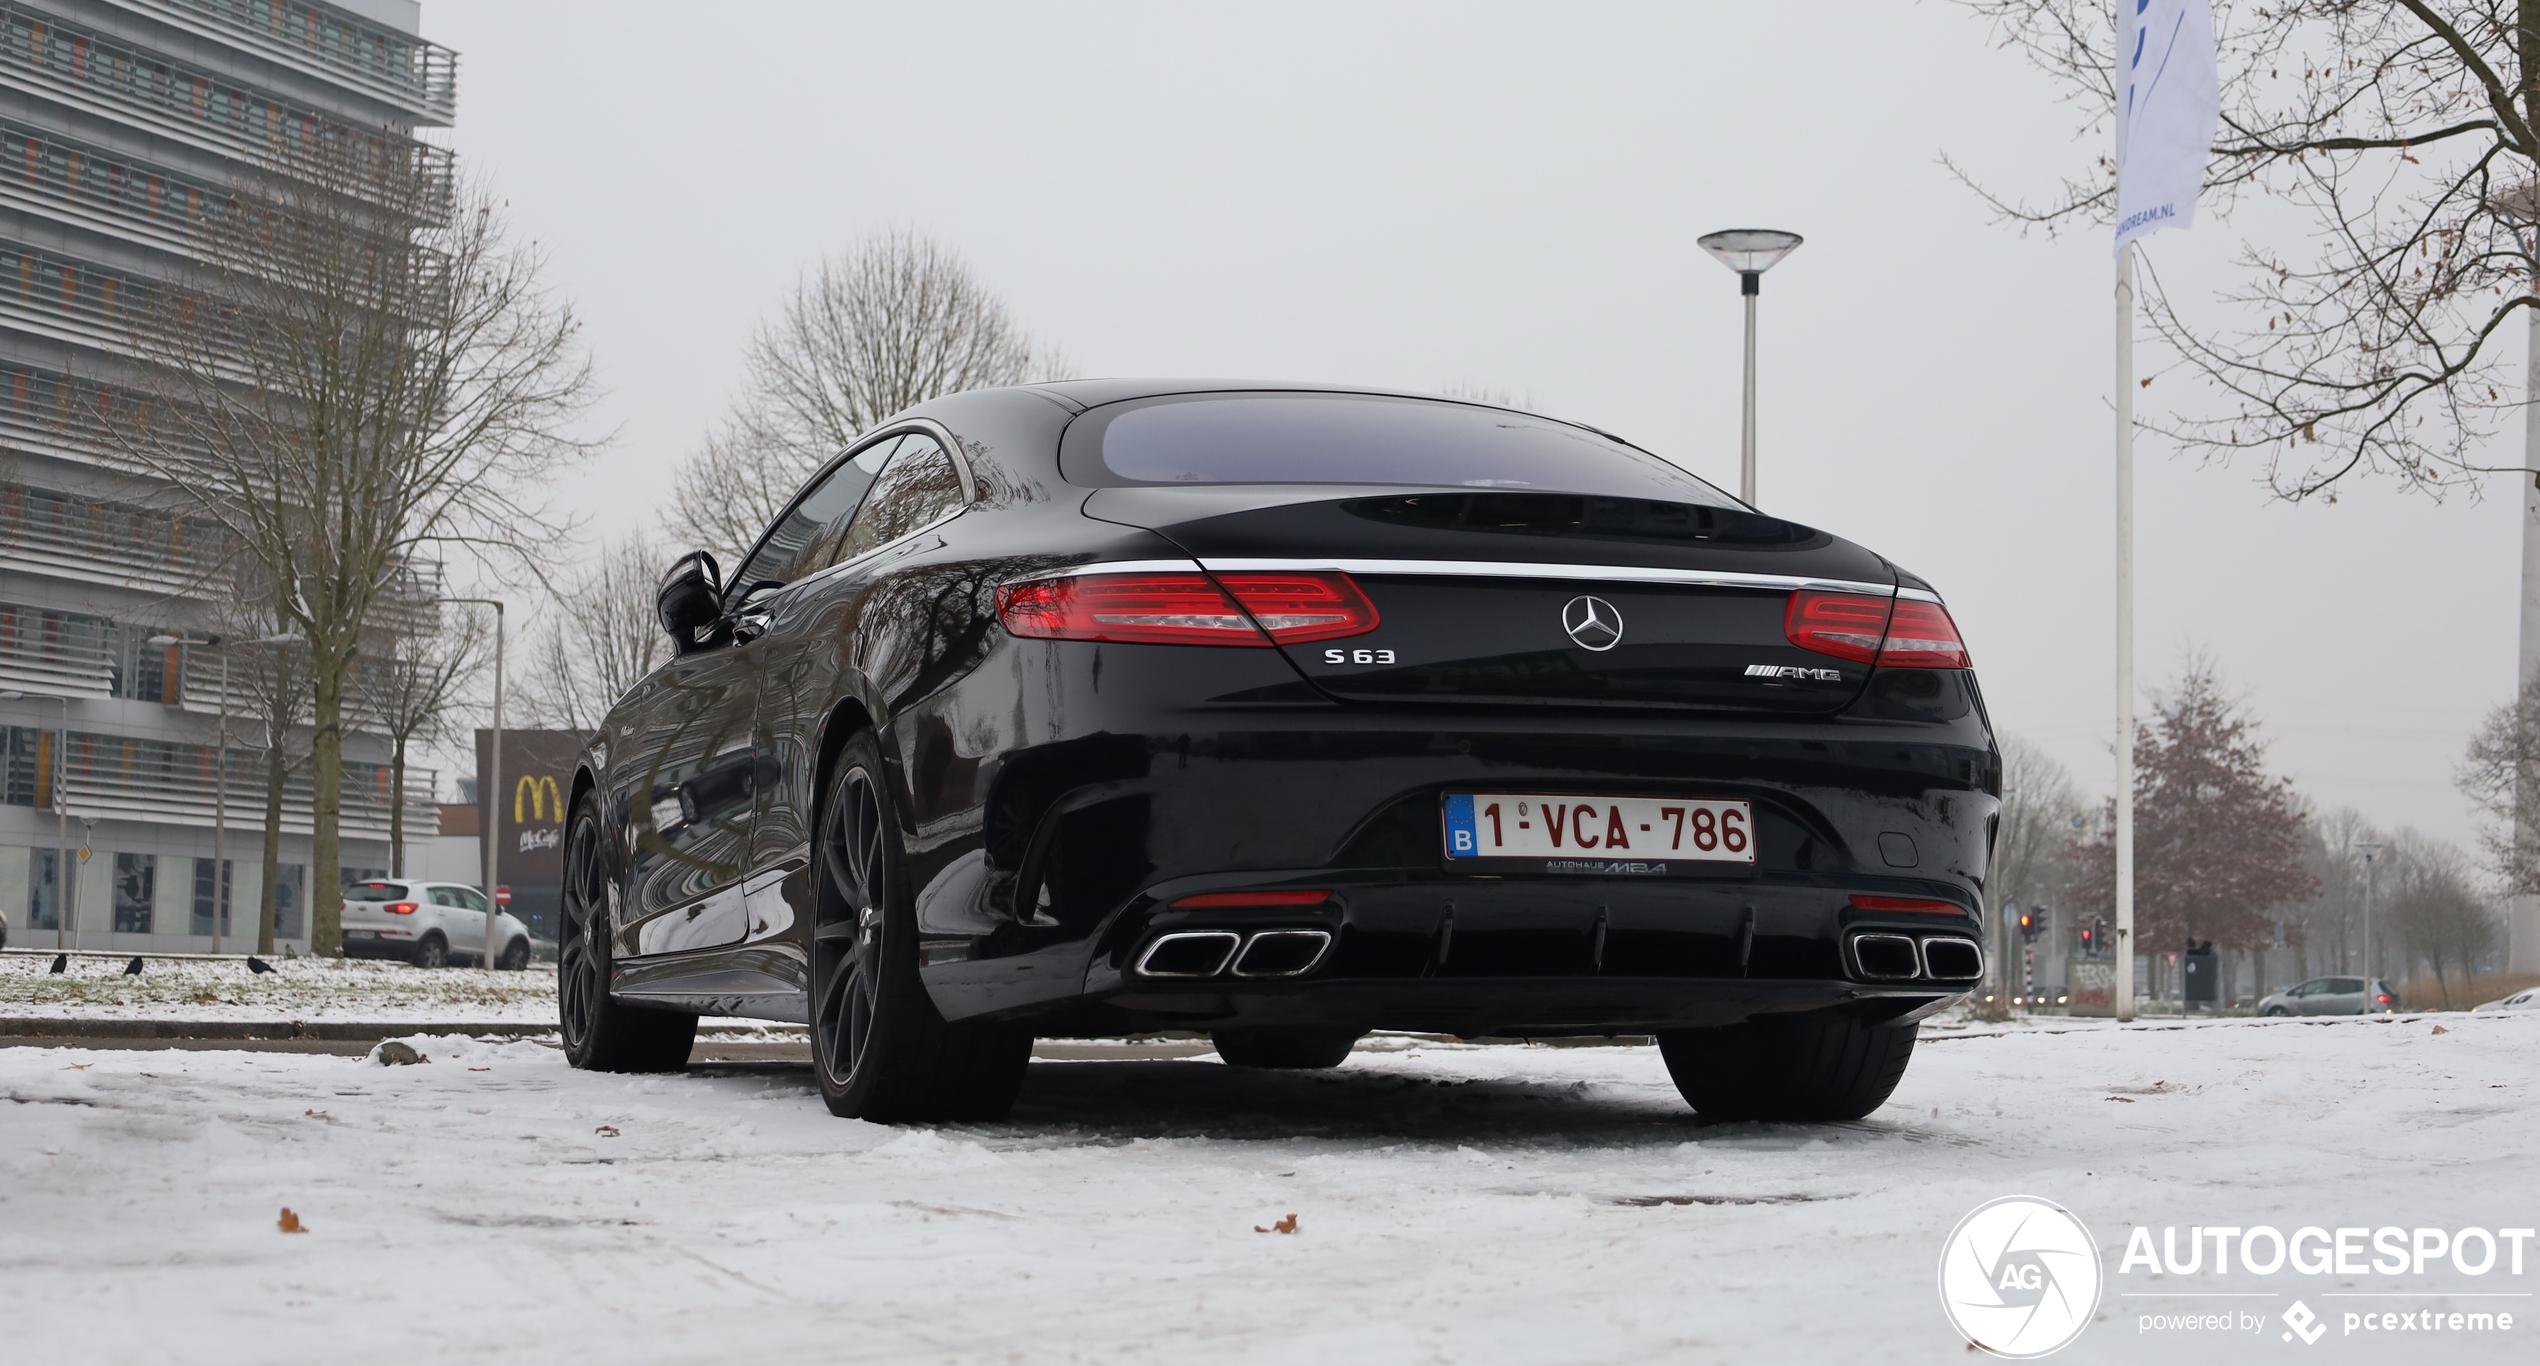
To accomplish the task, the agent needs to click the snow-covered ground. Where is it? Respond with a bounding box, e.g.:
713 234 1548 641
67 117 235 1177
3 1014 2534 1364
0 952 560 1024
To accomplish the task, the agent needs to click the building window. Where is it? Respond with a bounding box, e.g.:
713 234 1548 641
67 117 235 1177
191 857 232 937
4 726 38 806
28 846 56 930
112 851 152 933
274 862 305 939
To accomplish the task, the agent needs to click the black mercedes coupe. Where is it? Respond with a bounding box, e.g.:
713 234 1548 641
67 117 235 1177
560 381 2000 1124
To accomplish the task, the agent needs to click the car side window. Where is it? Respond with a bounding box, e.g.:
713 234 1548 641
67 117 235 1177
2330 977 2364 994
451 886 490 913
427 887 464 908
831 435 965 566
729 436 906 597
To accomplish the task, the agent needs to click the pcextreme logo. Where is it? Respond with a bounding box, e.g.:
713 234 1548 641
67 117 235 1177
1939 1196 2103 1358
514 774 562 825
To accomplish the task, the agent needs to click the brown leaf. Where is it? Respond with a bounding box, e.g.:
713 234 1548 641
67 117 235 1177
1254 1213 1299 1234
2105 1096 2134 1103
303 1109 334 1122
277 1208 308 1234
594 1125 621 1138
2431 1025 2449 1035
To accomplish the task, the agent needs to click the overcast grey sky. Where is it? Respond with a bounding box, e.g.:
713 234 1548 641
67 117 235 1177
419 1 2521 851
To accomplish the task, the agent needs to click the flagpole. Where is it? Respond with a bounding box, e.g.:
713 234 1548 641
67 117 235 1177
2114 240 2137 1024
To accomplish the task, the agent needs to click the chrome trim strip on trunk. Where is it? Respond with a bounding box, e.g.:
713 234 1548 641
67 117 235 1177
1197 557 1899 597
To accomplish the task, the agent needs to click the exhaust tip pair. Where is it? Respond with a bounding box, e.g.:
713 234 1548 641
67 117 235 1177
1851 931 1983 984
1135 928 1332 980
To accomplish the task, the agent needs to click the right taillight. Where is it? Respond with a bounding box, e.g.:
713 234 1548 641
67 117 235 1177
385 901 417 915
1784 591 1970 669
996 570 1377 647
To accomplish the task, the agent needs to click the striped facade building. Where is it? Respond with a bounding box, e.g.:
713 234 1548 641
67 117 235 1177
0 0 454 953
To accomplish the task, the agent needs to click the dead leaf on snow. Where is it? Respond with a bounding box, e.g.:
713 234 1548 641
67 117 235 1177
277 1208 308 1234
2106 1096 2135 1103
303 1109 334 1122
1254 1213 1299 1234
2431 1025 2449 1035
594 1125 620 1138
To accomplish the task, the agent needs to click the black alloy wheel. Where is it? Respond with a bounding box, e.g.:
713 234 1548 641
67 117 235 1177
1657 1009 1919 1122
412 932 448 970
811 733 1030 1122
559 794 696 1072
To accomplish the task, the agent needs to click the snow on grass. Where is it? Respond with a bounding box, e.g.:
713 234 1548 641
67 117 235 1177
0 952 559 1023
2 1013 2535 1363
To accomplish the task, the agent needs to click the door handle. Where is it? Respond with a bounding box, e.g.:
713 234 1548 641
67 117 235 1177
732 611 772 643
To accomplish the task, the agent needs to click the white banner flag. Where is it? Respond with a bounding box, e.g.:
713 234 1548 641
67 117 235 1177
2113 0 2219 255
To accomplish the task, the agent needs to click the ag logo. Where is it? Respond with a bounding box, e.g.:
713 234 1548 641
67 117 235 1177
1938 1195 2102 1358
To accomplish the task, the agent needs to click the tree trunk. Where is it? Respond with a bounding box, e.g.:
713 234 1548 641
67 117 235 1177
259 744 284 956
311 656 345 957
389 731 407 878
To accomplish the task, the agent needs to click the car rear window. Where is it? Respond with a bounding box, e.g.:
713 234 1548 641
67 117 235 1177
1071 393 1739 506
345 882 408 901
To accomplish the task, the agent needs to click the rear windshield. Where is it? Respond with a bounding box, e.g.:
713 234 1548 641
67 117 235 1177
345 882 408 901
1070 393 1739 506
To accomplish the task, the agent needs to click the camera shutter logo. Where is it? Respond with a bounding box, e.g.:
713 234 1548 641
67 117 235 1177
1938 1196 2102 1358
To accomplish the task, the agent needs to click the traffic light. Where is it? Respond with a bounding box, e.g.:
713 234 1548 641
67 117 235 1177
2078 923 2094 952
2018 908 2045 942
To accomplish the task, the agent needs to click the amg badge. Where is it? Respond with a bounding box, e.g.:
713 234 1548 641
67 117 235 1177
1745 664 1843 681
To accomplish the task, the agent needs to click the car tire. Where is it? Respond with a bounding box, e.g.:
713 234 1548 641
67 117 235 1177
412 932 448 970
496 937 531 972
1657 1010 1918 1122
811 732 1030 1123
560 793 697 1073
1211 1028 1359 1069
2261 1005 2288 1017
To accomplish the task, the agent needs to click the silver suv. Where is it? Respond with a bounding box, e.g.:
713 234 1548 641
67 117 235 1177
2257 976 2396 1017
341 879 532 970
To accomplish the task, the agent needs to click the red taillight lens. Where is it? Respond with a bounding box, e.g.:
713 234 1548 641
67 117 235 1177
2377 994 2394 1005
1784 591 1971 669
1877 599 1971 668
1846 895 1966 915
1785 591 1889 663
1170 889 1333 909
997 573 1269 646
1215 573 1379 644
385 902 417 915
996 571 1378 647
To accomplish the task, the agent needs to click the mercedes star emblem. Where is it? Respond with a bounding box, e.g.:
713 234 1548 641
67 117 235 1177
1560 595 1624 652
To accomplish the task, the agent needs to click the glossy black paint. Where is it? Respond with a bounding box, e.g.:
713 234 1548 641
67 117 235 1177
577 382 2000 1040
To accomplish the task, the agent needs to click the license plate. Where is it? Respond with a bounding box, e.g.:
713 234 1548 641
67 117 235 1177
344 929 377 939
1443 793 1754 871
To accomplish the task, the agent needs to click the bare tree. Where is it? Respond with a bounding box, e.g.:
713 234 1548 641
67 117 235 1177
357 604 490 877
1951 2 2540 497
1994 735 2089 914
2387 833 2502 1005
110 141 598 956
670 229 1065 562
2460 673 2540 894
2292 804 2378 976
516 537 666 734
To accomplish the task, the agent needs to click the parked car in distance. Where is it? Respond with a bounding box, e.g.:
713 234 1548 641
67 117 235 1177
2256 976 2396 1016
342 879 532 969
2471 987 2540 1013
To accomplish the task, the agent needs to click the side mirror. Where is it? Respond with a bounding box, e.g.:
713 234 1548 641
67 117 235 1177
657 550 726 654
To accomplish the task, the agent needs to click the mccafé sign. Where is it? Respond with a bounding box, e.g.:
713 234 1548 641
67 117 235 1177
474 729 583 942
515 774 562 852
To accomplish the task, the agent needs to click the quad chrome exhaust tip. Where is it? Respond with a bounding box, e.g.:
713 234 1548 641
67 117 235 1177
1135 928 1333 980
1848 931 1983 984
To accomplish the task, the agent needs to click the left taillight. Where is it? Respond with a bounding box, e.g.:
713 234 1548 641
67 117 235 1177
1785 591 1971 669
996 571 1378 647
385 901 417 915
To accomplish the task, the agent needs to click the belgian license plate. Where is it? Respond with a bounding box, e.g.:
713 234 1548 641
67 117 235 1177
344 929 377 939
1443 793 1754 872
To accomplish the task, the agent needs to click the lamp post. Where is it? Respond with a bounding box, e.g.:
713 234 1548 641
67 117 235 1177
436 598 504 971
2352 840 2386 981
1697 229 1804 507
0 688 69 950
147 632 301 953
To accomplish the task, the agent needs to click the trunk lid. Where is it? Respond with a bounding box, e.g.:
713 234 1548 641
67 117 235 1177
1084 487 1899 714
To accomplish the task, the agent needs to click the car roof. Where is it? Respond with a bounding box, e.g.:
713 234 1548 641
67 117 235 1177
1006 378 1640 446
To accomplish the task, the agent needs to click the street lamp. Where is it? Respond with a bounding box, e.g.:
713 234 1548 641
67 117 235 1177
434 598 504 972
2352 840 2386 982
147 632 301 953
0 687 70 950
1697 228 1804 507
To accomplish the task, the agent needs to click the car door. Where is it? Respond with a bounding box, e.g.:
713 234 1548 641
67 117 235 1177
430 886 482 957
2322 977 2365 1015
749 433 973 905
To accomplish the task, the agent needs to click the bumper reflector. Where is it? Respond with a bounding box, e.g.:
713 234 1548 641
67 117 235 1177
1846 895 1965 915
1170 889 1332 910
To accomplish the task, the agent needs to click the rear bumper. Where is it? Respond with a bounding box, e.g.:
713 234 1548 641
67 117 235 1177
1084 976 1962 1038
